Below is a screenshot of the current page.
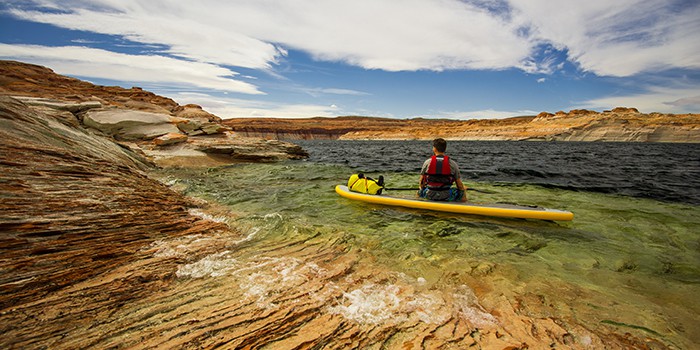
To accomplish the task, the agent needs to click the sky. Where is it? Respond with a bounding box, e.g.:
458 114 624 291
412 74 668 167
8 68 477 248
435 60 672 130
1 0 699 119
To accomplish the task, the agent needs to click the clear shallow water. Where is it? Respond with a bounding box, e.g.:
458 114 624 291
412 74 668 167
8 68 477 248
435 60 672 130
159 141 700 348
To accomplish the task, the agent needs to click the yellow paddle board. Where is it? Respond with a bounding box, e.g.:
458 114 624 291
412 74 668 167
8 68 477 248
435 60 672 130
335 185 574 221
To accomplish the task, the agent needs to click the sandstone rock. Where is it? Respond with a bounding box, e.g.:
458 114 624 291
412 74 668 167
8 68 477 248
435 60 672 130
27 105 81 127
175 118 203 134
123 99 173 114
611 107 639 113
224 111 700 142
12 96 102 113
154 132 188 146
136 132 308 167
568 109 594 115
0 95 232 348
173 118 230 136
200 122 231 135
0 60 180 112
193 134 308 162
0 93 675 350
83 109 180 140
174 104 222 122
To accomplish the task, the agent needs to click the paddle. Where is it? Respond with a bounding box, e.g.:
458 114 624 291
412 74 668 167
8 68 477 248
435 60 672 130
384 187 496 194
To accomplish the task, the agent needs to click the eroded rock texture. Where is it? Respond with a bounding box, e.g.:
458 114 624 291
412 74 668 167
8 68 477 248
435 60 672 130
0 60 309 168
0 96 229 347
0 78 671 349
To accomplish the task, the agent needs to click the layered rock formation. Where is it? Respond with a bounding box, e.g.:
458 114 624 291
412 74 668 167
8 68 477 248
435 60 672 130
225 108 700 142
0 62 676 348
0 95 230 342
0 95 675 349
0 60 308 166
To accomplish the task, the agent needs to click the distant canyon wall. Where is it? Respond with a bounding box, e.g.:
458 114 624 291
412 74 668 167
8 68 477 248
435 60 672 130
225 108 700 143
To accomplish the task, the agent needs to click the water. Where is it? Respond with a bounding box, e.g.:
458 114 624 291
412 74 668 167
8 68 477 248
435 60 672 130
156 141 700 348
294 140 700 205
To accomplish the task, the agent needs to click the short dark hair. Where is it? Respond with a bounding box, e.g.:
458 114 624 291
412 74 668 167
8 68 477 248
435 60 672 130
432 138 447 152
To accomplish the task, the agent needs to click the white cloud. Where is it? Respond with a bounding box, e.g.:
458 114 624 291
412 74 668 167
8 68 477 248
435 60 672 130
429 109 538 120
5 0 532 72
2 0 699 118
510 0 700 76
5 0 699 77
171 92 339 118
303 87 369 97
0 44 263 94
577 86 700 113
537 78 546 83
7 4 283 70
666 95 700 109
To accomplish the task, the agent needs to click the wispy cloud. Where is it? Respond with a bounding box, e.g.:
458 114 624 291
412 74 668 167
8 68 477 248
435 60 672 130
303 87 370 98
511 0 700 77
428 109 539 120
3 0 530 72
0 44 263 94
172 92 340 118
577 85 700 113
1 0 699 117
6 0 698 76
5 3 283 70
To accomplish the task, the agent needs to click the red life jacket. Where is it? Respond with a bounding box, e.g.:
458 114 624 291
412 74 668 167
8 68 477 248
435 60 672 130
425 155 454 190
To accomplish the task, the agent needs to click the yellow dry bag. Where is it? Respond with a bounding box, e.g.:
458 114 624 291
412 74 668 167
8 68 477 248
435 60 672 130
347 173 384 195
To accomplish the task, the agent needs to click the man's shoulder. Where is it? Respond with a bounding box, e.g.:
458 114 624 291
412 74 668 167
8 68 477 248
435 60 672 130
420 158 431 173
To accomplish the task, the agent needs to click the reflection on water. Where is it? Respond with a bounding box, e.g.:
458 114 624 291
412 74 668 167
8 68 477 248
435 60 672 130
157 161 700 348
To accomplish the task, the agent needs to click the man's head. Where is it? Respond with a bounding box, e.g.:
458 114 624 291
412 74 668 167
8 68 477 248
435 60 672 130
432 138 447 153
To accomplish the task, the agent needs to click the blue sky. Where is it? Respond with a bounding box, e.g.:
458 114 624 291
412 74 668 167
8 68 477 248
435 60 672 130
1 0 699 119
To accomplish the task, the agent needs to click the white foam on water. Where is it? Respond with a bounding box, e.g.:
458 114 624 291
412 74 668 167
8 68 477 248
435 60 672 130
149 234 206 258
405 292 452 325
156 176 178 187
327 284 451 325
232 256 329 309
175 251 237 278
328 284 405 324
580 335 592 346
328 282 496 327
230 227 260 245
230 212 286 244
188 208 228 225
263 213 284 220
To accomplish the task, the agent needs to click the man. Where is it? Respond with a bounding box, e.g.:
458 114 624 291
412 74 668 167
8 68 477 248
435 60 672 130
418 138 467 202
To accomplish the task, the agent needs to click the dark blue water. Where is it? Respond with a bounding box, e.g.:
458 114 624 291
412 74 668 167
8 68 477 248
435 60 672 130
294 140 700 205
